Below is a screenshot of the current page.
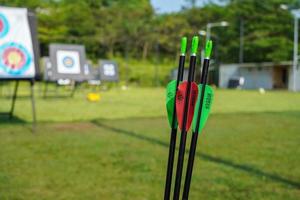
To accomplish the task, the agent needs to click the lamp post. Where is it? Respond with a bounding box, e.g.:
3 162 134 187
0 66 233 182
206 21 229 42
292 10 300 91
198 30 206 65
281 4 300 91
198 21 228 65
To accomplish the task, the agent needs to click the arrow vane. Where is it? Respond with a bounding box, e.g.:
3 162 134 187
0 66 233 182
192 84 214 133
176 81 198 132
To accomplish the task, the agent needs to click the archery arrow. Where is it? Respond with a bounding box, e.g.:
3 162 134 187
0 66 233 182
164 37 187 200
182 40 213 200
173 36 199 200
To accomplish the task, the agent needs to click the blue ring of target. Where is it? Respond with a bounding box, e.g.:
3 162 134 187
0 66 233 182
62 56 74 68
0 42 32 75
0 13 9 38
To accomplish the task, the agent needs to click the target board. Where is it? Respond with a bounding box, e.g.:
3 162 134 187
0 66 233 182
49 44 87 81
0 6 39 79
99 60 119 82
84 62 100 81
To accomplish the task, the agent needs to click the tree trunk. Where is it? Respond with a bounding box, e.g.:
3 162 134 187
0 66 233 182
142 41 149 60
108 42 114 58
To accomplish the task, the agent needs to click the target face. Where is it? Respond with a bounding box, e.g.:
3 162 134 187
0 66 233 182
99 60 119 82
49 44 87 81
103 64 116 76
0 6 37 79
0 42 32 75
56 50 80 74
0 13 9 38
63 56 74 68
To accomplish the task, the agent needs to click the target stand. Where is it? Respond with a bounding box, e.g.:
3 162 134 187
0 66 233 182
0 79 36 130
43 79 78 99
0 7 40 131
42 44 88 98
42 57 77 98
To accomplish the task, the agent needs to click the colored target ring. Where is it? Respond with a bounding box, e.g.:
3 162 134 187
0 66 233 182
62 56 74 68
0 42 32 75
0 13 9 38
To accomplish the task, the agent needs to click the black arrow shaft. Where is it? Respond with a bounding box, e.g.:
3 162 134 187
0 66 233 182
173 55 197 200
164 55 185 200
182 58 210 200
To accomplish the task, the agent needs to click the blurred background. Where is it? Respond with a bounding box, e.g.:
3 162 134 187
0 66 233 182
0 0 299 199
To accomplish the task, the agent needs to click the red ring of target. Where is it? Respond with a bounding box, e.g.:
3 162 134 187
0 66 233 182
0 13 9 38
2 47 26 70
0 19 3 33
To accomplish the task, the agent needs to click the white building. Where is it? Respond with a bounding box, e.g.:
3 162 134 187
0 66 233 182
218 61 300 90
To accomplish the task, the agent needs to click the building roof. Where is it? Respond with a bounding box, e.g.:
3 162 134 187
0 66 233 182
220 61 292 68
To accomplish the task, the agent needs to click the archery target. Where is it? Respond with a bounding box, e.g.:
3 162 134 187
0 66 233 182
63 56 74 68
49 44 87 81
99 60 119 82
103 64 116 76
0 7 36 78
56 50 80 74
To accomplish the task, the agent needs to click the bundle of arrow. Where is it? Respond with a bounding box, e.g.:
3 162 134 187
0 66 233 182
164 36 214 200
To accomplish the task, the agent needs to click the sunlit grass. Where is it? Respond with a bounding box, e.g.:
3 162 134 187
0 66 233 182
0 84 299 199
1 83 300 122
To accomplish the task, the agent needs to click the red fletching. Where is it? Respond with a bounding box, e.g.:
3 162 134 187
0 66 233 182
176 81 198 131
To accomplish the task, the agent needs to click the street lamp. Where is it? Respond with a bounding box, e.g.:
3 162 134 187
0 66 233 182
198 30 206 36
198 21 229 65
206 21 229 42
280 4 288 10
281 4 300 91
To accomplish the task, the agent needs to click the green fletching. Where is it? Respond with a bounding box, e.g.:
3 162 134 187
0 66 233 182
192 85 214 133
205 40 213 59
180 37 187 55
166 80 178 128
191 36 199 55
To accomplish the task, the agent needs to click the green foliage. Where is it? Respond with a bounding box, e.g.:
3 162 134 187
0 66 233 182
0 0 298 84
221 0 295 62
1 0 295 61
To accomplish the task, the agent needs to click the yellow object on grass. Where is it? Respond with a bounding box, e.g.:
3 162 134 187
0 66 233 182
87 93 101 102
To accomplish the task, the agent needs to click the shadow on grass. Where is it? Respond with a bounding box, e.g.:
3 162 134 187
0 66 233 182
41 95 75 99
92 120 300 189
0 113 27 124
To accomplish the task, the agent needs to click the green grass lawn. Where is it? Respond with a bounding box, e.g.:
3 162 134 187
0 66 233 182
0 85 299 199
1 83 300 121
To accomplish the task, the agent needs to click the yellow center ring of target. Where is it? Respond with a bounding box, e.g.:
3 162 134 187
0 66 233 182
7 51 22 66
